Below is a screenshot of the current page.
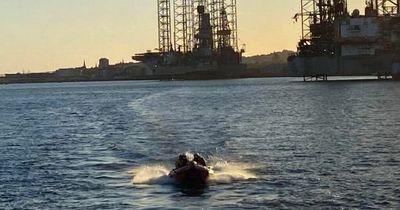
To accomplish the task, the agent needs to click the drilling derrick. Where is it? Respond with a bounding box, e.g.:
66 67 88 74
207 0 238 51
290 0 400 79
158 0 172 52
217 7 232 49
209 0 220 50
194 5 214 57
174 0 192 52
299 0 316 41
134 0 245 80
162 0 238 53
297 0 347 56
191 0 209 49
367 0 399 16
225 0 239 51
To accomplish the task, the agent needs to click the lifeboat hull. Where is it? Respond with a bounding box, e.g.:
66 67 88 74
169 162 209 186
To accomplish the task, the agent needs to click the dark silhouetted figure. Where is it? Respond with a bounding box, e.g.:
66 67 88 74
193 153 206 167
175 154 189 169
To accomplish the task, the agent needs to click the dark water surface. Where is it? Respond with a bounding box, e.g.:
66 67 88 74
1 78 399 209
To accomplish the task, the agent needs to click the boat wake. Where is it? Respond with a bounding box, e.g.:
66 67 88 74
130 165 172 185
208 161 257 184
130 160 257 185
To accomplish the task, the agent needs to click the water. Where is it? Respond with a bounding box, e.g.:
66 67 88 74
0 78 399 209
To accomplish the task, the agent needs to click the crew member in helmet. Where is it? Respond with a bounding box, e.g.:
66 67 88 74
175 154 189 169
193 153 207 167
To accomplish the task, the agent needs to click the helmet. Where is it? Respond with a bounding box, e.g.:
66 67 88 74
179 154 188 160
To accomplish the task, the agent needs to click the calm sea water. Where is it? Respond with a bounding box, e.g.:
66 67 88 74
0 78 399 209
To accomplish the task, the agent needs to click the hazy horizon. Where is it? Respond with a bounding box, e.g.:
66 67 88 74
0 0 364 74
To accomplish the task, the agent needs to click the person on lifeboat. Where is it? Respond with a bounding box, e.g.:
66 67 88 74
193 153 207 167
175 154 189 169
170 153 210 185
174 153 207 169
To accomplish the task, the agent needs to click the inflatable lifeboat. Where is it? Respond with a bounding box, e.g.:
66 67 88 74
169 161 210 186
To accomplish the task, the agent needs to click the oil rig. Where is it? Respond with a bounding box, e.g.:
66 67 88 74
133 0 247 80
289 0 400 80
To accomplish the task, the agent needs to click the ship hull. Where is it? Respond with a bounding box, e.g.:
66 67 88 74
288 53 394 77
169 161 210 186
153 64 248 80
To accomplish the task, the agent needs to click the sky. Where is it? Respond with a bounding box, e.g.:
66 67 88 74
0 0 365 74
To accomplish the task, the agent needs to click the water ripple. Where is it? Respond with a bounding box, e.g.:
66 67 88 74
1 79 399 209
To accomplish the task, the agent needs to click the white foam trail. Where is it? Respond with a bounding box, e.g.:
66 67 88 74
130 165 172 185
130 160 257 185
208 161 257 184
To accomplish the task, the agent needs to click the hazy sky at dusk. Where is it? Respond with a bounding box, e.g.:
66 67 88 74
0 0 365 73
